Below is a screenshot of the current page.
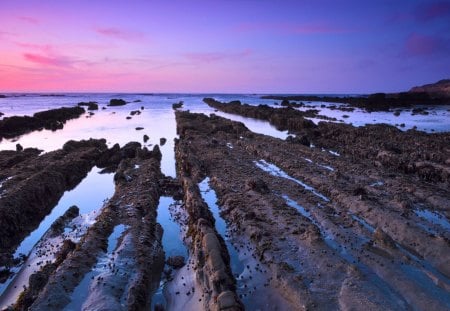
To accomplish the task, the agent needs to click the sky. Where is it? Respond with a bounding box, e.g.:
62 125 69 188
0 0 449 93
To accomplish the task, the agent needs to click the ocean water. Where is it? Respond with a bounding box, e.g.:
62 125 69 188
1 93 449 175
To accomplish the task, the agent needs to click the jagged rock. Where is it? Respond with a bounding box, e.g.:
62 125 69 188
143 134 149 143
160 137 167 146
0 106 85 139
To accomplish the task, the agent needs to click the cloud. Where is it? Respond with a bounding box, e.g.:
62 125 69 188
94 27 144 41
403 33 450 57
23 53 75 67
235 22 346 34
415 1 450 22
184 49 252 63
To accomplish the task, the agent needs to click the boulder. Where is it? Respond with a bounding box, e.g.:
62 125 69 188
108 98 127 106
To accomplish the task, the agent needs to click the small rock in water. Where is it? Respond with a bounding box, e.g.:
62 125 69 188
167 255 185 269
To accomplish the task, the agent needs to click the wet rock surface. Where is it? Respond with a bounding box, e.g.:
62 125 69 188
205 98 450 184
25 145 165 310
175 110 450 310
0 139 108 265
0 106 85 139
1 98 449 310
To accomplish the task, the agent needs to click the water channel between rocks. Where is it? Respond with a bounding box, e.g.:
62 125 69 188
0 166 115 309
64 224 128 311
199 178 289 310
151 196 188 310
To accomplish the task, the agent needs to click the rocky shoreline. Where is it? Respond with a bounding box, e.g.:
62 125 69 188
0 106 85 140
0 97 449 310
173 110 450 310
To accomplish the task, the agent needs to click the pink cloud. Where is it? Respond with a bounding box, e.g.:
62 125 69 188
94 27 144 41
23 53 74 67
184 49 252 63
415 1 450 22
403 33 449 57
235 22 346 34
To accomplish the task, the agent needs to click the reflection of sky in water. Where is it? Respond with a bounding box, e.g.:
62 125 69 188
157 196 188 259
13 167 114 258
1 94 449 177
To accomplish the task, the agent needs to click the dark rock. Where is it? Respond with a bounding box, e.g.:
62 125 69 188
108 98 127 106
136 127 144 131
353 186 367 197
160 137 167 146
0 106 85 139
143 135 149 143
121 142 142 158
286 135 310 147
133 99 142 103
130 110 141 116
167 255 185 269
78 101 98 110
172 101 184 110
126 116 132 120
16 143 23 152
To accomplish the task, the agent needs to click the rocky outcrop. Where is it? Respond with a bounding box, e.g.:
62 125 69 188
205 98 450 184
0 139 107 265
204 98 317 132
108 99 127 106
77 101 98 110
0 139 163 268
410 79 450 97
0 106 85 139
261 79 450 111
174 110 450 310
29 145 165 310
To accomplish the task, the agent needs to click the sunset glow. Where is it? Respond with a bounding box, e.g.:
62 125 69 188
1 0 449 93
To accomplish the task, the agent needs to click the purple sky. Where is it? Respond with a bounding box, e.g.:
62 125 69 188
1 0 449 93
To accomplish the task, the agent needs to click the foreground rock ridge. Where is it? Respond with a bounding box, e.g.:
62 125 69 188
0 96 449 310
174 110 450 310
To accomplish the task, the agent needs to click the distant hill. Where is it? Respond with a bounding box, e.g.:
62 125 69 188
409 79 450 97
